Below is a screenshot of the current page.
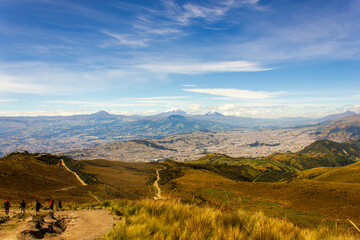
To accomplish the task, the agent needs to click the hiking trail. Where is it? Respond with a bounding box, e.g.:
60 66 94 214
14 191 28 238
60 159 87 186
153 167 166 200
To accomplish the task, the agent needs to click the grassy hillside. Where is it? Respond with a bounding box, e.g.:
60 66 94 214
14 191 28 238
160 164 360 228
297 162 360 183
102 199 357 240
187 140 359 182
0 152 157 204
316 114 360 142
299 139 360 163
158 160 262 186
0 152 91 201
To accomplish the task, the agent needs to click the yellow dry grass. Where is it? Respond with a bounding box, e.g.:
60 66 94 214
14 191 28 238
101 199 357 240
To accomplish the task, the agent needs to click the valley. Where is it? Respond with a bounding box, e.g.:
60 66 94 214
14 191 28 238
0 110 345 157
63 127 317 162
1 114 360 239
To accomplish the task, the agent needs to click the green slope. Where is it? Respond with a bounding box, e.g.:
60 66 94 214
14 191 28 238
296 161 360 183
187 140 359 182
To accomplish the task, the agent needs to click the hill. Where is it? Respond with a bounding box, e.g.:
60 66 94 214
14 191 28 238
315 114 360 142
190 140 357 168
187 140 359 182
0 152 157 203
299 139 360 163
2 148 360 232
296 162 360 183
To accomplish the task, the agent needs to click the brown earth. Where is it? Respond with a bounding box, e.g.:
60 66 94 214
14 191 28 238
0 209 116 240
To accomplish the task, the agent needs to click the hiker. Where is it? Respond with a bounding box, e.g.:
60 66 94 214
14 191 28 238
50 197 54 211
20 200 26 213
4 200 10 215
35 200 42 212
58 200 62 210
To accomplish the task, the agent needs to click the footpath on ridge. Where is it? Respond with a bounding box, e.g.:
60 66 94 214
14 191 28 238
153 167 166 200
60 159 87 186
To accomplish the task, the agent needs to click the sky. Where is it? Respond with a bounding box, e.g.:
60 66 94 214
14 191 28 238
0 0 359 118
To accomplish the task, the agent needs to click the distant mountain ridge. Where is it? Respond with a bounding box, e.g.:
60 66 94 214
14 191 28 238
315 114 360 142
318 110 356 122
0 110 358 156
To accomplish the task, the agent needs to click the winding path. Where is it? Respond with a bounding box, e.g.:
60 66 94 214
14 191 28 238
61 159 87 186
60 159 103 203
153 167 166 200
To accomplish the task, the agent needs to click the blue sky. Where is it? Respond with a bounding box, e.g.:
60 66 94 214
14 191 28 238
0 0 359 118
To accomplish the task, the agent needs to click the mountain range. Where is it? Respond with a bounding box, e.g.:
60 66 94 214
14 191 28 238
0 110 358 156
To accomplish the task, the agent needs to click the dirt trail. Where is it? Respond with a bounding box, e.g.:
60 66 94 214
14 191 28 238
60 159 87 186
0 209 115 240
153 167 166 200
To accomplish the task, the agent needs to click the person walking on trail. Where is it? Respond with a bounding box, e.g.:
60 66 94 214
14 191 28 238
4 200 10 215
20 200 26 213
58 200 62 211
35 200 42 212
50 197 54 211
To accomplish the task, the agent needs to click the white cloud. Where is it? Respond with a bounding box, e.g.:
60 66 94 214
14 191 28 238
102 30 148 47
0 98 16 103
0 109 162 117
47 96 189 108
347 104 360 114
138 60 271 74
0 110 95 117
164 0 260 25
187 104 202 113
180 102 356 118
38 105 50 108
184 88 282 99
0 75 49 94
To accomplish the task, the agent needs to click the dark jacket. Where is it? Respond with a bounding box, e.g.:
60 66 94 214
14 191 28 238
35 201 42 209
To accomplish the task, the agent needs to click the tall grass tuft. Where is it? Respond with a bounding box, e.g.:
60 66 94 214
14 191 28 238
101 199 357 240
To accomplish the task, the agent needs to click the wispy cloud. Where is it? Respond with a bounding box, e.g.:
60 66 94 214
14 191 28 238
225 1 360 62
163 0 260 25
184 88 282 99
0 75 50 94
47 96 189 107
101 30 149 47
138 60 271 74
0 98 16 103
187 102 360 118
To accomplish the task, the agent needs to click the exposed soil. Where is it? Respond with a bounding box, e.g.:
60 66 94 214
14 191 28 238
0 209 115 240
153 167 166 200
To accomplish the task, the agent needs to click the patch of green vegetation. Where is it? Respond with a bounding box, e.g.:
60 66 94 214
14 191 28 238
130 139 176 151
239 198 344 229
201 188 235 201
157 161 186 188
62 157 97 184
35 153 62 165
186 140 360 183
189 163 260 182
299 140 360 164
0 215 10 224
